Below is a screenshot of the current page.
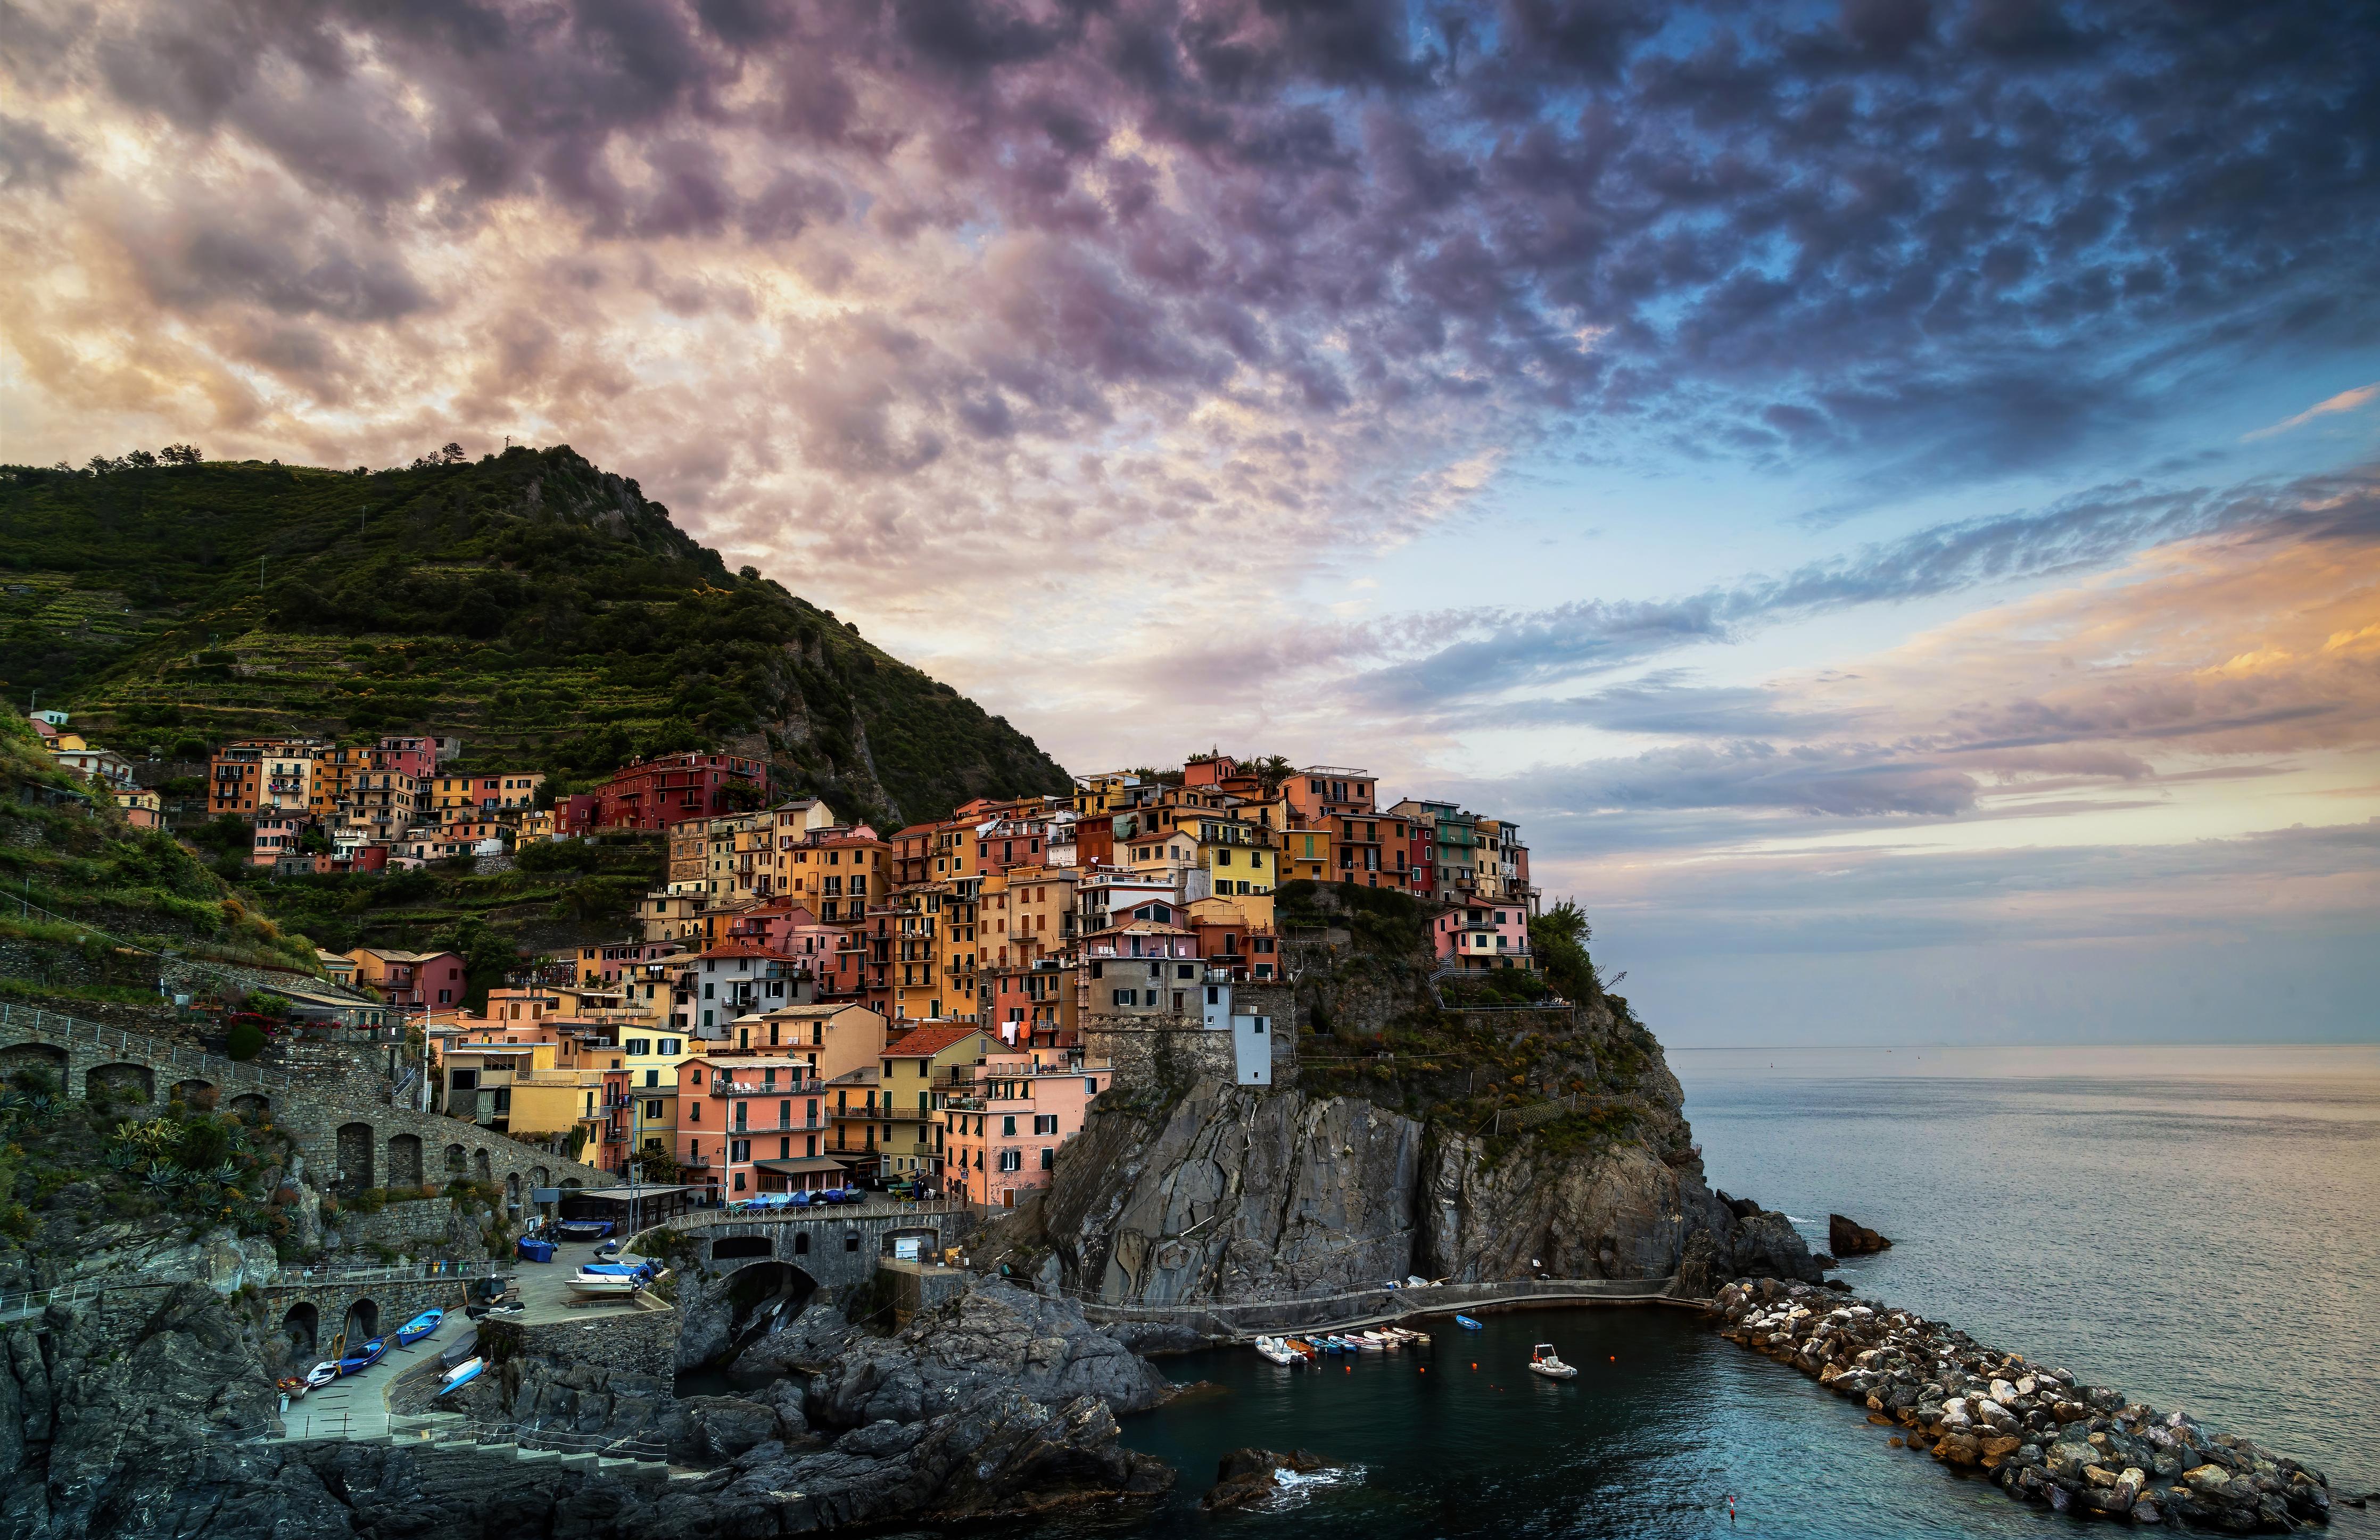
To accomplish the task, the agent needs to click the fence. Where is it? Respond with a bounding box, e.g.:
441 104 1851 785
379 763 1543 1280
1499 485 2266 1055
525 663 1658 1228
0 1001 288 1092
1074 1274 1683 1340
384 1417 669 1461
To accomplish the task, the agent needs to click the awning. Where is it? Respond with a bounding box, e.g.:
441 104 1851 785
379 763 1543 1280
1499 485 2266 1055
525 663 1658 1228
754 1156 853 1176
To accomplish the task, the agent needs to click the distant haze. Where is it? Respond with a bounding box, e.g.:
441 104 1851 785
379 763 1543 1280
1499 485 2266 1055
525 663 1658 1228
5 1 2376 1042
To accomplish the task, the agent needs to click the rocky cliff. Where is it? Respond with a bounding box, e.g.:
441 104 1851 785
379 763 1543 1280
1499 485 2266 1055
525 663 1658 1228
1027 886 1819 1305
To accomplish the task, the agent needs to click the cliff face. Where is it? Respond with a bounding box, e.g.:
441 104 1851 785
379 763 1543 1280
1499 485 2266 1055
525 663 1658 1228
1033 886 1820 1305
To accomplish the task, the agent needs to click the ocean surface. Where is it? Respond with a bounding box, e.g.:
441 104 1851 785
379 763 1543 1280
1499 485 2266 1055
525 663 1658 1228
1018 1044 2380 1539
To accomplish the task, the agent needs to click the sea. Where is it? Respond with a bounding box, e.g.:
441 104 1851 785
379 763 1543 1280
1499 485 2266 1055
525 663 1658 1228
1018 1044 2380 1539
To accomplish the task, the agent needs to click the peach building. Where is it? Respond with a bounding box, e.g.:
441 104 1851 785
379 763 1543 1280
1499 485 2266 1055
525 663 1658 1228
940 1048 1111 1208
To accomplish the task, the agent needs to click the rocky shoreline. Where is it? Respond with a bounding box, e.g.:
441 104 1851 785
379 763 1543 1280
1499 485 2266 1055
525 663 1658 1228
1715 1278 2332 1531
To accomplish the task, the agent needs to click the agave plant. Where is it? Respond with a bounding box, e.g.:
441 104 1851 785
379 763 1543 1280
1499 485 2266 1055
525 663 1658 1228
141 1162 182 1193
103 1146 142 1174
0 1088 28 1117
206 1161 244 1192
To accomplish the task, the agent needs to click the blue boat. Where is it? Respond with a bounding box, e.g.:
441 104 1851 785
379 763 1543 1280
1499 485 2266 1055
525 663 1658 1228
579 1262 656 1280
393 1309 443 1347
436 1357 485 1396
1455 1315 1485 1330
337 1336 389 1375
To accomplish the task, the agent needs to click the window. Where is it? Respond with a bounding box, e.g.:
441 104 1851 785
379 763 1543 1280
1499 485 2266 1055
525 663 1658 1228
732 1172 746 1190
1085 1077 1099 1094
845 1234 861 1253
1040 1147 1054 1169
1177 963 1195 979
1112 988 1131 1007
450 1069 479 1090
644 1098 665 1119
627 1038 651 1056
1034 1114 1057 1135
998 1149 1022 1172
644 1069 660 1088
1002 1115 1017 1136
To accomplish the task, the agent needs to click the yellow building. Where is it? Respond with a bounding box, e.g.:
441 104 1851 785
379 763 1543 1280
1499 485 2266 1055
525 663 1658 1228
876 1024 988 1183
1283 824 1335 883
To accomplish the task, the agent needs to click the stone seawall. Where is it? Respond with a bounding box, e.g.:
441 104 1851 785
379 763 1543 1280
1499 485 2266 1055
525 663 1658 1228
1715 1278 2332 1531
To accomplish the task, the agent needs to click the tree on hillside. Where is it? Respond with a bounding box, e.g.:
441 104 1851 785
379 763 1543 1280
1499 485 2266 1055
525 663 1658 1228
1530 900 1598 1003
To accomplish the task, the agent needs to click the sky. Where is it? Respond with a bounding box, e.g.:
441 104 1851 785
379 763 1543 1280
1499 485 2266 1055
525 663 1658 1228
4 0 2377 1045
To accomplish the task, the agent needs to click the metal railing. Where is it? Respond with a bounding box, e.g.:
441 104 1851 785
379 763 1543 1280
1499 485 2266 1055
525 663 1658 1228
0 1003 288 1092
728 1113 828 1132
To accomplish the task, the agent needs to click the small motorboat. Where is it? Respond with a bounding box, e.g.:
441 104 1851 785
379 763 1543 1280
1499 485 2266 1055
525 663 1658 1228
567 1270 642 1296
337 1337 388 1375
553 1219 614 1241
579 1261 656 1279
436 1356 485 1395
1285 1338 1320 1357
1527 1343 1579 1380
1455 1315 1485 1330
393 1308 443 1347
276 1375 311 1401
1254 1336 1303 1366
304 1360 342 1390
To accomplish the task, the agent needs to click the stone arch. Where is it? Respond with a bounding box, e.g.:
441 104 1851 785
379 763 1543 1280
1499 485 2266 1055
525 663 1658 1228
720 1261 818 1362
0 1042 67 1086
342 1297 379 1346
712 1234 772 1261
472 1147 491 1182
172 1079 218 1111
280 1301 319 1359
505 1173 521 1210
561 1177 583 1190
443 1143 467 1177
387 1133 423 1189
229 1092 270 1122
335 1123 376 1194
530 1165 551 1189
86 1063 154 1102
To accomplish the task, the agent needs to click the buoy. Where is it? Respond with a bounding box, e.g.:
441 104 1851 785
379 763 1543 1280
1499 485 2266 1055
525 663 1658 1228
1343 1364 1351 1373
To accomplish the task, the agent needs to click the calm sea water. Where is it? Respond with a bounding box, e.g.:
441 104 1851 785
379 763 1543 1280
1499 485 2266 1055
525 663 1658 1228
1018 1045 2380 1539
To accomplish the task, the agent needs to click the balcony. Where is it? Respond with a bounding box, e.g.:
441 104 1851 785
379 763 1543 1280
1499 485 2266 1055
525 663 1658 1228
726 1112 828 1132
709 1077 821 1097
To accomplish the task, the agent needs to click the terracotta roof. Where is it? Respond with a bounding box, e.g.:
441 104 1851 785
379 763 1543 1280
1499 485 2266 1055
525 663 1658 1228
883 1024 987 1058
690 940 804 961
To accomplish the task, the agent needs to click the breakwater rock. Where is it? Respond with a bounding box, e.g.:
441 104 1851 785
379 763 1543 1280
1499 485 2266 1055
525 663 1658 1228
1716 1278 2331 1530
1200 1447 1339 1511
1828 1213 1891 1256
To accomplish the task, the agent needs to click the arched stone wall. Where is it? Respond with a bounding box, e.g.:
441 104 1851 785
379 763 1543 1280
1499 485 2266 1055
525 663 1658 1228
229 1092 270 1122
281 1301 319 1357
0 1043 67 1082
473 1148 491 1182
443 1143 467 1177
172 1079 218 1110
342 1297 379 1346
335 1122 376 1193
86 1062 154 1101
387 1133 423 1188
712 1235 773 1261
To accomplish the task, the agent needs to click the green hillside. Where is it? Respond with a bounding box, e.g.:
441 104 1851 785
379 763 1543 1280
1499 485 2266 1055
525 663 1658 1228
0 445 1070 825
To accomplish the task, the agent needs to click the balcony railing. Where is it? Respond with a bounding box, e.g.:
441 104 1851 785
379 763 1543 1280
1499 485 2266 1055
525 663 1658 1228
727 1113 828 1132
710 1078 821 1097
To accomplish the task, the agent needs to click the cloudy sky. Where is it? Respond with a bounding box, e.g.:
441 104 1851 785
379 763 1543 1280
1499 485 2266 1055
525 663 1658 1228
6 0 2377 1044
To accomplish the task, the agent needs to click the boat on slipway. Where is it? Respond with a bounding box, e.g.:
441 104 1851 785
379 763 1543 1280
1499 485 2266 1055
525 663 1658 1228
393 1308 443 1347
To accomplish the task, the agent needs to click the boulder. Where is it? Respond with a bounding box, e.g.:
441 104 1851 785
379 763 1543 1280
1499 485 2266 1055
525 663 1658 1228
1828 1214 1891 1255
1201 1447 1336 1511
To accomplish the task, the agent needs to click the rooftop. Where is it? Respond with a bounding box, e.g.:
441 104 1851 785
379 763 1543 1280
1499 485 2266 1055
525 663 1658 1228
884 1024 986 1058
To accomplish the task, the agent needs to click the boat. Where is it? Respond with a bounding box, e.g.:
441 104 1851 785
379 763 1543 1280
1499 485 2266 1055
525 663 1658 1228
552 1219 614 1240
276 1375 311 1401
566 1271 641 1296
436 1357 485 1395
580 1261 657 1278
1527 1343 1579 1380
1286 1338 1320 1357
336 1337 387 1375
1455 1315 1485 1330
1253 1336 1302 1366
393 1308 443 1347
304 1360 342 1390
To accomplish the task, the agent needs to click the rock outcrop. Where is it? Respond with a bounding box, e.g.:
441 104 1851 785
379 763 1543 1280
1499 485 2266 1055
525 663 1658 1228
1716 1278 2331 1532
1829 1213 1892 1256
1037 1071 1820 1306
1200 1447 1337 1511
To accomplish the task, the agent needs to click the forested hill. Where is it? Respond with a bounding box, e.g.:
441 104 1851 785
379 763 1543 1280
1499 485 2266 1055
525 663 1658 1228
0 446 1070 824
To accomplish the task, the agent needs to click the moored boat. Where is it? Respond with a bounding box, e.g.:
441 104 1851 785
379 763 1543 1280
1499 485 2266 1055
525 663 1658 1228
1455 1315 1484 1330
304 1360 341 1390
336 1337 388 1375
436 1356 485 1395
393 1308 443 1347
1253 1336 1302 1365
552 1219 614 1240
566 1270 641 1296
1527 1343 1579 1380
276 1375 310 1401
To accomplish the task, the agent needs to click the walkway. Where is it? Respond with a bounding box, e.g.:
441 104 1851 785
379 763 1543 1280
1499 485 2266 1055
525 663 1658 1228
1077 1275 1700 1343
510 1238 668 1326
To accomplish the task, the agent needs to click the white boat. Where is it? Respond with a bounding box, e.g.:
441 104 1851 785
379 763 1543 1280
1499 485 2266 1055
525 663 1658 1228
566 1271 641 1296
1527 1343 1579 1379
1253 1336 1302 1366
1355 1330 1390 1348
303 1360 341 1390
437 1356 485 1395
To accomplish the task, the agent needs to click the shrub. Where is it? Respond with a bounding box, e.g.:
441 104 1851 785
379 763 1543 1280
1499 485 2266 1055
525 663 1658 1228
225 1021 266 1061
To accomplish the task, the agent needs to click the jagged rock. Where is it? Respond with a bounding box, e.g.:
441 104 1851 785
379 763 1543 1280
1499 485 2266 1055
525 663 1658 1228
1200 1447 1335 1510
664 1395 780 1462
1828 1214 1891 1255
811 1279 1172 1429
734 1296 860 1375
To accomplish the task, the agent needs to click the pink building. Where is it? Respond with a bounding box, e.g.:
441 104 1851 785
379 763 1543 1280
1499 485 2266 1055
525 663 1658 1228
675 1054 831 1199
1431 903 1534 970
940 1048 1110 1209
249 813 307 865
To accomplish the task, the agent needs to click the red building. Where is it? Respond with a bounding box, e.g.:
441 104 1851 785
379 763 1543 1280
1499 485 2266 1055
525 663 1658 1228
593 752 767 831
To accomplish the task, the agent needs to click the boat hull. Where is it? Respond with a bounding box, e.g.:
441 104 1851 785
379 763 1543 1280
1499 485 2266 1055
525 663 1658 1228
393 1310 443 1347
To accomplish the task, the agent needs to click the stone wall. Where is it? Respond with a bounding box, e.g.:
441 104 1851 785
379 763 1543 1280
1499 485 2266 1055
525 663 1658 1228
1078 1013 1238 1090
480 1303 679 1380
